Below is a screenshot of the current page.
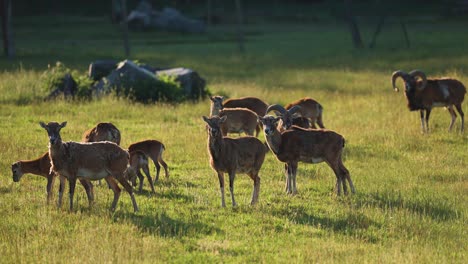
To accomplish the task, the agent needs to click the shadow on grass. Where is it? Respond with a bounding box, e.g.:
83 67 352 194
0 186 13 194
268 203 381 243
354 191 461 221
116 211 223 238
133 186 195 204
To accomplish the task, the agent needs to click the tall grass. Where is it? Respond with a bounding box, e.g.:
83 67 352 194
0 16 466 263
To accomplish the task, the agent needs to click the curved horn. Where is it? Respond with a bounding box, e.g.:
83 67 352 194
409 69 427 90
391 70 407 92
266 104 287 116
287 105 302 115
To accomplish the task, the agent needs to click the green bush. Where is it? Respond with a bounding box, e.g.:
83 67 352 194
118 74 185 104
40 61 93 100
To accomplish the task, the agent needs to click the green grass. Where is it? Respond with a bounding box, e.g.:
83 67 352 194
0 15 467 263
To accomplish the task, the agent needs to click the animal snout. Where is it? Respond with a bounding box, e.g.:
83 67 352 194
49 136 57 144
264 128 273 135
12 173 20 182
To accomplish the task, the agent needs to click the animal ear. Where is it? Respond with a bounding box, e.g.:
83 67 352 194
219 115 228 123
39 121 47 129
273 110 282 117
60 121 67 128
209 96 215 101
275 117 281 123
202 116 210 123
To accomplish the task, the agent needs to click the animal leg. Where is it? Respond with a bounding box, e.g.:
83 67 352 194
420 110 426 132
340 160 355 194
68 177 77 211
425 109 432 133
105 177 121 212
290 162 298 195
154 162 161 182
284 164 290 193
455 104 464 132
115 174 139 212
158 156 169 179
151 158 160 182
46 174 55 204
141 165 155 193
57 175 66 208
228 172 237 207
137 170 145 192
447 105 457 131
79 179 94 206
249 173 261 205
217 172 226 207
328 161 343 195
316 114 325 129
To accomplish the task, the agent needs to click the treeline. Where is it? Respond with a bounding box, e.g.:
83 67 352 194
13 0 458 17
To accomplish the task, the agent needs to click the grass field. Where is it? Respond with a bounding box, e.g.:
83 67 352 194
0 14 467 263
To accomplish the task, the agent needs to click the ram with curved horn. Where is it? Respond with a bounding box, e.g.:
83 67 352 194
266 104 303 131
392 69 466 132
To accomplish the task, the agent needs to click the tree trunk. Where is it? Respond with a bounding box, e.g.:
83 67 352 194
369 15 386 48
1 0 14 58
344 0 363 49
235 0 245 53
206 0 212 26
400 18 410 48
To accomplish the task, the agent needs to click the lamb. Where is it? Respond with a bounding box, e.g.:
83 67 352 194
82 122 124 185
127 150 154 193
209 96 261 137
218 108 260 137
39 121 138 212
209 95 268 116
81 122 121 145
392 69 466 132
11 152 94 205
203 115 267 207
128 139 169 182
285 98 325 129
258 115 355 195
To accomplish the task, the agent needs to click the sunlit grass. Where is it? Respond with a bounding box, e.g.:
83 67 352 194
0 16 466 263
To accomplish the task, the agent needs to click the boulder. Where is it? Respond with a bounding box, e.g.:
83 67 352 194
88 60 118 81
127 1 205 33
156 67 206 100
92 60 160 96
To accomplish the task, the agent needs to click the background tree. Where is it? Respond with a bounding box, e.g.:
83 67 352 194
344 0 363 48
1 0 14 58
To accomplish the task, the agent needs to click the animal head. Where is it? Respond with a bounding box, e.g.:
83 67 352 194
202 115 227 137
11 162 22 182
258 115 281 136
266 104 302 130
392 70 428 94
39 121 67 145
209 96 224 115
